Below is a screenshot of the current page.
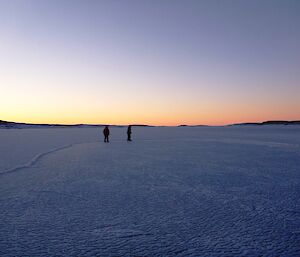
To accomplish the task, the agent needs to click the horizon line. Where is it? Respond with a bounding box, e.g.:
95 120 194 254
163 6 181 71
1 119 300 127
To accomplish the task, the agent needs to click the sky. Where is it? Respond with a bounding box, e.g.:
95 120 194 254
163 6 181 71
0 0 299 126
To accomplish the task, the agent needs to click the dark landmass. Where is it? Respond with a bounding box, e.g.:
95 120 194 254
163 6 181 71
130 124 155 127
1 120 299 129
231 120 300 126
178 124 213 128
178 124 209 127
0 120 105 129
0 120 152 129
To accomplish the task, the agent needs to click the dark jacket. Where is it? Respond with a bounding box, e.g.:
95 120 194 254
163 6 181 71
103 126 109 136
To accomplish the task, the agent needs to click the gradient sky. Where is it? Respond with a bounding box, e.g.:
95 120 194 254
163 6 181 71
0 0 299 125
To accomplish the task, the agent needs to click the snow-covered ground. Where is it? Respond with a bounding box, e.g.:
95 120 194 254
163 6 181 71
1 126 300 256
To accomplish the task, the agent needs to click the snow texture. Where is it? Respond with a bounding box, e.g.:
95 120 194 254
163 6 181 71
1 126 300 256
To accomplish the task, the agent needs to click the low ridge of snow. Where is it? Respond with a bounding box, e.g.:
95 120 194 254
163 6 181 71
0 126 300 256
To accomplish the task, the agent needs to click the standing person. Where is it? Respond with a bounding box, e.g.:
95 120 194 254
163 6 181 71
103 125 110 143
127 125 132 141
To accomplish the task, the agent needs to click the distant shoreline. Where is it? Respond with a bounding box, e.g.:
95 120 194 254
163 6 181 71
1 119 300 129
0 120 154 129
229 120 300 126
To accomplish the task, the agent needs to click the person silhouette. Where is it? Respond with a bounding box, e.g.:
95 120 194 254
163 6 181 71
127 125 132 141
103 125 110 143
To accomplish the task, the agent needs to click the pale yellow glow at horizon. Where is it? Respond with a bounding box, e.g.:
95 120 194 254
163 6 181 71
0 70 300 126
1 69 300 126
2 97 300 126
2 69 300 126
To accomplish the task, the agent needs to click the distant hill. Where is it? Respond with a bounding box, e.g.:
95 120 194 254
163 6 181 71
0 120 152 129
232 120 300 126
1 119 299 129
0 120 105 129
178 124 209 127
129 124 155 127
178 121 300 127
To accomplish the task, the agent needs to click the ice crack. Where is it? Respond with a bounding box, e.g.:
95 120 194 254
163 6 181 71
0 144 74 176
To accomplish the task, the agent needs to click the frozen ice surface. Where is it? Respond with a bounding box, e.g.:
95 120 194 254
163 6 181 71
0 126 300 256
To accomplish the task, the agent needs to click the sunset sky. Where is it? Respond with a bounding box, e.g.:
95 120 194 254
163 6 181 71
0 0 299 126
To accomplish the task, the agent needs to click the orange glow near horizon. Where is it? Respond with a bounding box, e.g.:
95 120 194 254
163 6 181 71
1 74 299 126
1 76 299 126
2 79 300 126
2 103 300 126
